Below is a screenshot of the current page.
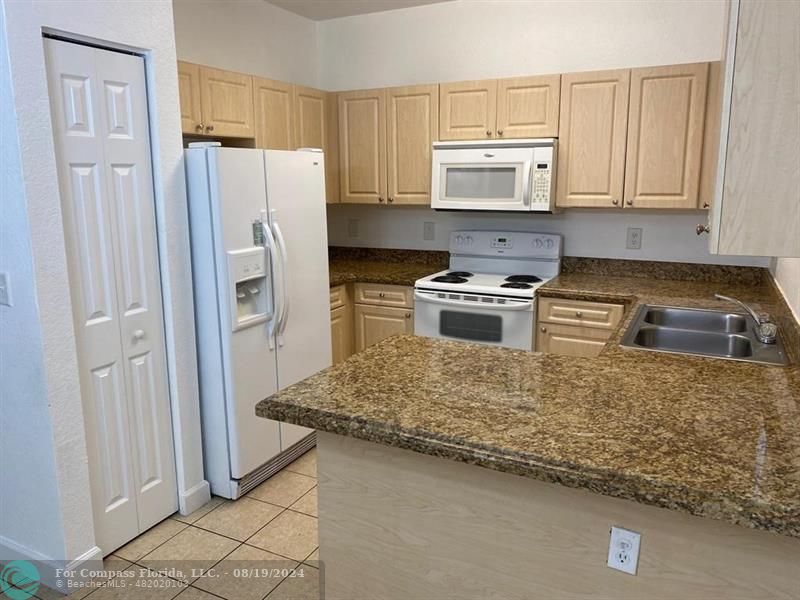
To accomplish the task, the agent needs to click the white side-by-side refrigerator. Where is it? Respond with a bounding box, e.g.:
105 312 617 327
185 143 332 499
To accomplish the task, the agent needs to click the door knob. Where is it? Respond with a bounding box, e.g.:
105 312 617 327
133 329 146 341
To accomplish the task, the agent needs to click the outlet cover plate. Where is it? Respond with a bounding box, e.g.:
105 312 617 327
607 526 641 575
423 221 435 241
626 227 643 250
347 218 359 238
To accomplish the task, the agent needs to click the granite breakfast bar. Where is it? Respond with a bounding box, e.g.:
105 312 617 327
257 268 800 599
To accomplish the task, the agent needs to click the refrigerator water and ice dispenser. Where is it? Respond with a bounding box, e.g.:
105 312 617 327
226 248 271 331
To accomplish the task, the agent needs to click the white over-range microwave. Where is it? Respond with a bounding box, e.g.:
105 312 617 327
431 138 557 212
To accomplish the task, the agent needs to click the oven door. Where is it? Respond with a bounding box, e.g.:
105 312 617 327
413 289 534 350
431 146 533 211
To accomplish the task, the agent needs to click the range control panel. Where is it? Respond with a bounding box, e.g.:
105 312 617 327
450 231 562 258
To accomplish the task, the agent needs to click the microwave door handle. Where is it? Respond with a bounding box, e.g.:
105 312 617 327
414 291 533 311
522 160 532 208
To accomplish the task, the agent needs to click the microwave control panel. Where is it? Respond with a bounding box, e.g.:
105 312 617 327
531 146 555 205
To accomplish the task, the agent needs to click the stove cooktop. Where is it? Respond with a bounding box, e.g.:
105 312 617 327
415 269 552 298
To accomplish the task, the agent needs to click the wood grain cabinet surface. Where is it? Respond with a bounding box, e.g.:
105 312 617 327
354 304 414 352
556 69 631 209
624 63 709 209
387 84 439 205
253 76 294 150
330 284 354 366
178 61 203 135
338 89 388 204
496 75 560 139
536 298 624 358
198 65 255 138
439 80 498 141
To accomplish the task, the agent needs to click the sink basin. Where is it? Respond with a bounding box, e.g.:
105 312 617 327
620 304 789 366
633 327 753 358
642 306 747 333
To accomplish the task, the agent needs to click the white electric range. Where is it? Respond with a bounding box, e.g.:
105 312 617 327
414 231 562 350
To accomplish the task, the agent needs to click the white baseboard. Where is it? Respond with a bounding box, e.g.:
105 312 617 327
179 479 211 516
0 535 102 592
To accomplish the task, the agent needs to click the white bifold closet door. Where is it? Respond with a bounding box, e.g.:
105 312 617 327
44 37 177 554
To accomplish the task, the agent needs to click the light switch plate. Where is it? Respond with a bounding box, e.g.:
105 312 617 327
423 221 435 241
626 227 643 250
0 272 11 307
607 526 641 575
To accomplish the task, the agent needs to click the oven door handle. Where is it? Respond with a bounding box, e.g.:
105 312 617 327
414 291 533 311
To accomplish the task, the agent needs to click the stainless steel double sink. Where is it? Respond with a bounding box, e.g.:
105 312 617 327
620 305 789 366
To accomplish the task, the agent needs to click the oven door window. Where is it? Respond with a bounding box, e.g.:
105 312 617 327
440 310 503 343
444 166 517 200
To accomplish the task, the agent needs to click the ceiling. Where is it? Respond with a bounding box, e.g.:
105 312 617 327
266 0 452 21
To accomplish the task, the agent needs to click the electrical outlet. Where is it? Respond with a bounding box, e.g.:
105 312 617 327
607 526 641 575
347 218 359 238
423 221 435 241
0 272 11 307
626 227 643 250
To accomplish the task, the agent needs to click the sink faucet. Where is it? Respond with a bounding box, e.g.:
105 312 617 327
714 294 778 344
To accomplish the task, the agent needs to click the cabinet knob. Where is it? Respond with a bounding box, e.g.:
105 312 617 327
626 200 633 206
540 326 547 333
703 202 710 209
696 224 711 235
497 129 504 136
612 199 619 206
133 329 146 341
378 197 384 203
387 197 394 203
486 130 492 137
206 124 215 132
575 311 583 318
195 123 204 133
405 312 411 319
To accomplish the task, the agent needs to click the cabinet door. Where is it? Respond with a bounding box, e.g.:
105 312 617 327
387 85 438 205
199 66 255 138
556 70 630 208
293 85 326 149
535 323 611 358
324 92 340 204
178 61 203 135
496 75 560 138
253 77 294 150
439 80 497 141
331 305 354 366
338 89 387 204
624 63 709 209
354 305 413 352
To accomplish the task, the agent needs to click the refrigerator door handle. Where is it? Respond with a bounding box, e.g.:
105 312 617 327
272 215 290 345
260 213 282 349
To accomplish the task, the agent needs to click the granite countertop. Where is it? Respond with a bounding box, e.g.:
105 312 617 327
329 259 438 287
259 266 800 538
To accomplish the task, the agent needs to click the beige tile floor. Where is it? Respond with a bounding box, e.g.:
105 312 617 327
28 449 320 600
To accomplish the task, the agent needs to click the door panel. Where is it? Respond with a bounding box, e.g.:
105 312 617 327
387 85 438 205
253 77 294 150
535 323 611 358
439 80 497 141
496 75 561 138
331 304 354 366
338 89 387 203
293 85 326 149
177 61 203 134
354 304 413 352
556 70 630 208
199 66 255 138
45 38 178 552
624 63 709 209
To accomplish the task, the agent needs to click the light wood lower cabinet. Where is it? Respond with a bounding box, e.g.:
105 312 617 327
354 304 414 352
331 305 354 366
536 297 624 358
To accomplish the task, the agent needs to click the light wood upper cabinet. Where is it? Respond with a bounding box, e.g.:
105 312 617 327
623 63 709 209
294 85 326 149
253 76 294 150
198 66 254 138
387 85 439 205
178 61 203 135
556 69 630 208
325 92 340 204
710 0 800 257
338 89 387 204
439 80 497 141
496 75 560 138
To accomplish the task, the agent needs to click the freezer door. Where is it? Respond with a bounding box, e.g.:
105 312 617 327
209 148 282 477
263 150 332 449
